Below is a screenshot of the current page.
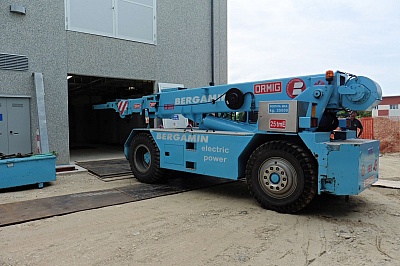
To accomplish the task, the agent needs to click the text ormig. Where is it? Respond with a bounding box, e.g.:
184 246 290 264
254 81 282 94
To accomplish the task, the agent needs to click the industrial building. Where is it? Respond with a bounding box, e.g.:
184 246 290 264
0 0 227 164
372 95 400 117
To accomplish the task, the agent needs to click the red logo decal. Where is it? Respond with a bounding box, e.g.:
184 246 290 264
164 104 175 110
117 100 128 115
134 104 141 109
368 164 373 173
270 119 286 129
286 78 306 99
254 82 282 94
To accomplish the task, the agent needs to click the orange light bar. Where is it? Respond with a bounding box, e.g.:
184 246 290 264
326 70 334 83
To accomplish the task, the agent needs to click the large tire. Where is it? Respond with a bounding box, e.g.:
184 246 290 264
129 132 167 183
245 140 317 213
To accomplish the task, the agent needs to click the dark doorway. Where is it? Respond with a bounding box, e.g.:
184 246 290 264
67 74 154 151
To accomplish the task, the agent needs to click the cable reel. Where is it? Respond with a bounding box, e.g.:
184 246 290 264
225 88 244 110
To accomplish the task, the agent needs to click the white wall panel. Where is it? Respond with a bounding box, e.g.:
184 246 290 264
66 0 156 44
67 0 114 36
117 0 155 43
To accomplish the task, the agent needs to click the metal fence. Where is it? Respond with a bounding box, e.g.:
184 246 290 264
360 117 374 139
360 116 400 153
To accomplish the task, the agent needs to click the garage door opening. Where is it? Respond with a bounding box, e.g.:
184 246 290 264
67 74 154 162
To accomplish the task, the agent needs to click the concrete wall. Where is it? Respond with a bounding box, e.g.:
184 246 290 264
155 0 227 87
0 0 227 164
0 1 69 163
67 0 227 88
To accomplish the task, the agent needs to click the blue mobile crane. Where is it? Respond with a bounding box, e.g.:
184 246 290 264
93 70 382 213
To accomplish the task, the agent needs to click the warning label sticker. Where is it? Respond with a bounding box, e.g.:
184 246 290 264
270 119 286 129
164 104 175 110
117 100 128 115
269 104 289 114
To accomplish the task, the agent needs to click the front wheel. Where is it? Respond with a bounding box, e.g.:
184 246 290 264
129 132 167 183
245 140 317 213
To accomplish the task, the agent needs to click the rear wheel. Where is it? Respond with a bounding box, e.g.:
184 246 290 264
129 132 167 183
245 140 317 213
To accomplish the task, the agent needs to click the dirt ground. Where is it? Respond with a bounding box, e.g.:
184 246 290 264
0 153 399 266
374 117 400 153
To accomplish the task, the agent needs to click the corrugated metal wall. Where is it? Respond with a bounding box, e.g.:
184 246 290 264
360 117 374 139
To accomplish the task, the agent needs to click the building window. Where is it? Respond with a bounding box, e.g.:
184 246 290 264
65 0 156 45
390 104 399 109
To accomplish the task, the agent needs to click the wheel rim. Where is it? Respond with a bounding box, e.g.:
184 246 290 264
258 156 298 199
134 144 151 173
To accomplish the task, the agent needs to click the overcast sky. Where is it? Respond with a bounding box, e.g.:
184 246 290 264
228 0 400 96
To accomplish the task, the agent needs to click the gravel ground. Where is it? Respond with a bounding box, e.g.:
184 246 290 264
0 153 399 266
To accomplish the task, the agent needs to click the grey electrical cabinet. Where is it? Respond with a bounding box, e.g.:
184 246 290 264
0 97 32 155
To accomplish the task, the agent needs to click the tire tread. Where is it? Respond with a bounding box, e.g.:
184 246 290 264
245 140 317 213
